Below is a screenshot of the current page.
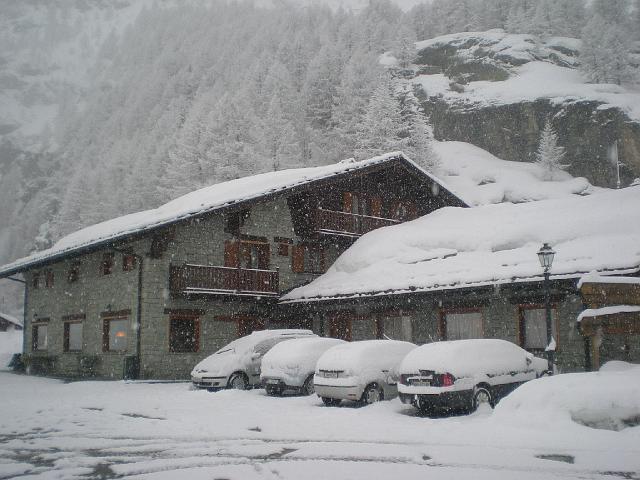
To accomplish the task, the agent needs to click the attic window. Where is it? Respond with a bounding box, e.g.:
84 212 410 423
225 209 250 234
68 262 80 283
101 253 115 275
44 270 54 288
122 254 137 272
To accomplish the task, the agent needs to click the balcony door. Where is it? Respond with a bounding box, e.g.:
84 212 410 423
224 238 270 270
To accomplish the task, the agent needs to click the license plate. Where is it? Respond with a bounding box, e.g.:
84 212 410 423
325 372 338 378
413 380 431 386
266 379 279 384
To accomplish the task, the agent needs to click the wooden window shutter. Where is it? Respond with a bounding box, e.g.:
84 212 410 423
224 240 239 268
407 202 418 220
371 196 382 217
291 245 305 273
342 192 353 213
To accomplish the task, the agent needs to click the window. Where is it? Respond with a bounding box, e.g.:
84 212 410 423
275 237 292 257
378 314 413 341
291 243 325 274
520 306 558 350
64 322 83 352
328 313 352 341
122 254 137 272
169 316 200 353
44 270 54 288
32 272 40 289
442 310 483 340
32 323 48 351
68 262 80 283
224 239 270 270
101 253 115 275
103 317 128 352
391 201 417 221
342 192 382 217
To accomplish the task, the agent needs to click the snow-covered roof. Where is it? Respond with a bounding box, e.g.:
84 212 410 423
0 312 22 327
0 152 459 277
577 306 640 323
282 186 640 302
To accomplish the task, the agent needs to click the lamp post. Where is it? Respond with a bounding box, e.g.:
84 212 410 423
537 243 556 374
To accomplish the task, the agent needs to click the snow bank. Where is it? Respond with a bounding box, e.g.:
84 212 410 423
283 186 640 301
433 141 598 206
399 339 533 378
316 340 416 378
261 337 345 386
494 364 640 431
0 330 22 370
0 152 456 277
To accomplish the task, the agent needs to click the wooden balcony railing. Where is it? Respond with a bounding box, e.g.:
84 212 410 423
169 264 279 297
315 208 400 237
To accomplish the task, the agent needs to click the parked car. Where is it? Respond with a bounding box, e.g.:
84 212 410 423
398 339 548 414
314 340 417 406
260 337 346 396
191 329 316 390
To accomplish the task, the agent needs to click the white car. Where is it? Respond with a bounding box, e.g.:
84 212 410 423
398 339 548 414
191 329 316 390
314 340 417 406
261 337 346 396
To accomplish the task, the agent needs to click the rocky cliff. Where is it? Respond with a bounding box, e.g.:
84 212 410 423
410 30 640 187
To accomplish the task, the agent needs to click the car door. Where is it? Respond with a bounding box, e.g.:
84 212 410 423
248 338 281 382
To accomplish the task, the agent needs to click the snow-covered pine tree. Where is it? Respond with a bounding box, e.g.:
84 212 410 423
535 120 568 180
399 87 441 174
393 24 417 69
354 74 405 160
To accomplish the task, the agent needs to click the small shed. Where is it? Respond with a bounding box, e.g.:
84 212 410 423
0 312 23 332
578 275 640 369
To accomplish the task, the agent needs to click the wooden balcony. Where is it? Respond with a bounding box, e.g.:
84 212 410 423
315 208 400 237
169 264 279 297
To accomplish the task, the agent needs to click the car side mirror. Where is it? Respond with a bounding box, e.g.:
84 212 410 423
251 352 261 360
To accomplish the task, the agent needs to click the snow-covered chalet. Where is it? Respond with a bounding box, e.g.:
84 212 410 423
0 152 467 379
281 187 640 372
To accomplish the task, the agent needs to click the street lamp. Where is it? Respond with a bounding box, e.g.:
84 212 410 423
537 243 556 374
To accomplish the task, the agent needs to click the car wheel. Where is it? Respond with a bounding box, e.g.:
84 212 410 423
321 397 341 407
362 383 384 405
228 372 249 390
302 375 315 396
471 386 493 412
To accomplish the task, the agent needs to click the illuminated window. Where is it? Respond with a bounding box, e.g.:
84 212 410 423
103 318 128 352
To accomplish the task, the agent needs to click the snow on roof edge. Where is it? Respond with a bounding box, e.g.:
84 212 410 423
0 151 462 277
577 305 640 322
279 267 640 305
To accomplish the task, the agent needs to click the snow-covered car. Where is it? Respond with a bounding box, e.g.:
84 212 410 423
398 339 548 414
314 340 417 406
191 329 316 390
260 337 346 396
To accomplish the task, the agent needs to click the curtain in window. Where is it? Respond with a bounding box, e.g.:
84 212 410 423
446 312 482 340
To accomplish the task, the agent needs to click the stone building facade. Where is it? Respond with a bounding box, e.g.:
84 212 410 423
2 154 465 379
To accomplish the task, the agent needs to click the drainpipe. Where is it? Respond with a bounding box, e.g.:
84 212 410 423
111 248 143 380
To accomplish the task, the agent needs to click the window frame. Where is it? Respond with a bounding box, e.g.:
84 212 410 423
122 254 137 272
101 252 115 276
32 320 49 351
32 272 40 289
44 270 54 289
102 314 130 353
168 314 200 353
439 307 484 341
63 321 84 352
67 261 81 283
518 304 560 351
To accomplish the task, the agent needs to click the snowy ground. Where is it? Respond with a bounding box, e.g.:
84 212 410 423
1 372 639 479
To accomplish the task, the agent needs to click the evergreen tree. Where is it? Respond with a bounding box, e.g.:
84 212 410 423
400 88 441 174
354 74 405 160
535 120 568 180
